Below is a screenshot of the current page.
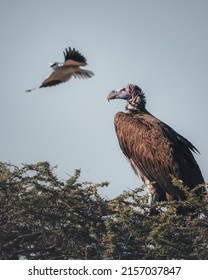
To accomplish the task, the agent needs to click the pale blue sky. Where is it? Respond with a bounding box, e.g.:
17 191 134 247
1 0 208 198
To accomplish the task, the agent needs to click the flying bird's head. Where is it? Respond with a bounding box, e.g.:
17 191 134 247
107 84 146 111
49 62 61 70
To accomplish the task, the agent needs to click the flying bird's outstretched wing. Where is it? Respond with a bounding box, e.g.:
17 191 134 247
63 47 87 66
39 68 94 88
39 72 73 88
25 47 94 91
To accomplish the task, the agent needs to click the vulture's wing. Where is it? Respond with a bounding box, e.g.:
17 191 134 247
114 112 204 200
161 121 204 190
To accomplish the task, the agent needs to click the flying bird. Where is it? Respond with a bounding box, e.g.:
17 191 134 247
26 47 94 92
107 84 205 211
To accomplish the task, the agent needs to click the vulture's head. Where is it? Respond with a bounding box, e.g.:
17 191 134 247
107 84 146 111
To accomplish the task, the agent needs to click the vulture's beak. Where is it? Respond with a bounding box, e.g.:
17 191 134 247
107 90 118 102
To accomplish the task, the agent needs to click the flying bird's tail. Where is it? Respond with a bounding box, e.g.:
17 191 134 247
73 68 94 79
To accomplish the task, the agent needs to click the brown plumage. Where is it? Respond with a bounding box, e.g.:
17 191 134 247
107 84 205 208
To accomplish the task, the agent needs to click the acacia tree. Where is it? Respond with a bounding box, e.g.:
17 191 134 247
0 161 207 260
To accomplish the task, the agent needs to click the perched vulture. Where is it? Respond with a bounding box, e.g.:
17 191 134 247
107 84 205 210
26 47 94 92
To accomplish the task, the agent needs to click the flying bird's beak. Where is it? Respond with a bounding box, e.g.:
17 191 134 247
107 90 118 102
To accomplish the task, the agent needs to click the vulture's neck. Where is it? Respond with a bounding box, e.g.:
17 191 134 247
125 102 147 115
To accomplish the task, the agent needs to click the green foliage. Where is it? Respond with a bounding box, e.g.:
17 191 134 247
0 161 207 260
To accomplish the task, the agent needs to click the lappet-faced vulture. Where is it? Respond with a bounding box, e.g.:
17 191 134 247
107 84 205 210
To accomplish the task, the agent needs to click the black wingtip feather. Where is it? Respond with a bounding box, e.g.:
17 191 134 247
63 47 87 64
